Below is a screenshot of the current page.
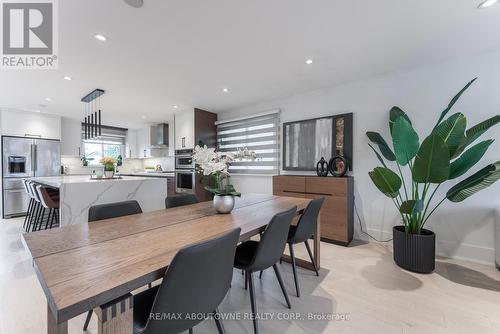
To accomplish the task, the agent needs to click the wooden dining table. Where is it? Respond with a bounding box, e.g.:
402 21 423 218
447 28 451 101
22 193 317 334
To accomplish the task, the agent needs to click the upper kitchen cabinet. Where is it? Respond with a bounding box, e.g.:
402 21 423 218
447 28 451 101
125 129 138 159
61 118 82 156
174 108 217 150
174 111 194 149
1 110 61 140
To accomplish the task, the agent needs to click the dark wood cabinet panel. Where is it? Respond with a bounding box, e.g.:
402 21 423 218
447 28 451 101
273 175 353 245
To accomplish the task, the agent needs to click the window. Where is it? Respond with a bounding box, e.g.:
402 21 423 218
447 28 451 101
216 110 280 175
81 125 127 164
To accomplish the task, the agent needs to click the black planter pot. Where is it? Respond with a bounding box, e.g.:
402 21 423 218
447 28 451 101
393 226 435 274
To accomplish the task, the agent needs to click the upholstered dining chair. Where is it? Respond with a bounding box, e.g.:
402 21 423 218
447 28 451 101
285 197 324 297
233 206 297 334
165 194 199 209
83 200 143 331
133 228 241 334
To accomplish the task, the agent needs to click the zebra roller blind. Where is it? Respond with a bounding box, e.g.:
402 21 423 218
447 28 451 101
216 111 280 174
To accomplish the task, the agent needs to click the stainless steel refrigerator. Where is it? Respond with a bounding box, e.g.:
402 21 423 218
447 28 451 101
2 136 61 218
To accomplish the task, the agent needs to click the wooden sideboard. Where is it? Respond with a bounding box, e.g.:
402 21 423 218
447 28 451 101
273 175 354 245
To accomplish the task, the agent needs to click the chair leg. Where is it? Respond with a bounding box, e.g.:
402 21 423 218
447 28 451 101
23 199 33 230
189 328 194 334
49 209 56 229
83 310 92 330
247 271 259 334
304 240 319 276
273 264 291 309
31 203 40 232
259 270 263 279
245 270 248 290
38 208 46 231
213 308 226 334
45 209 52 230
289 243 300 297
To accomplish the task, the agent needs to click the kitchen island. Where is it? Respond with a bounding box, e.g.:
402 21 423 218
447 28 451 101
31 175 168 226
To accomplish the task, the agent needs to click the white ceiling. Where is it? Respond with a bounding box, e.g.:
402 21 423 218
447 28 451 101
1 0 500 128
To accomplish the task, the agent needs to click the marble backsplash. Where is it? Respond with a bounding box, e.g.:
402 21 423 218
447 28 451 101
61 156 174 175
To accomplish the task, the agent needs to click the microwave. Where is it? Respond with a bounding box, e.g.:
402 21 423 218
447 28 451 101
175 149 194 169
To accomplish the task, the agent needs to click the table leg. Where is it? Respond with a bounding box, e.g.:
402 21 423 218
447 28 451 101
94 293 133 334
314 215 321 270
47 303 67 334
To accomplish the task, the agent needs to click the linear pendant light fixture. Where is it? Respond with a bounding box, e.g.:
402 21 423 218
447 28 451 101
81 89 105 140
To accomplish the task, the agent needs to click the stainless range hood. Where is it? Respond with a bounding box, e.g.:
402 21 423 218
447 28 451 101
149 123 169 148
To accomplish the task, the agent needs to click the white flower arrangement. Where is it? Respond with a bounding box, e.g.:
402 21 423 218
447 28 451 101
192 145 257 196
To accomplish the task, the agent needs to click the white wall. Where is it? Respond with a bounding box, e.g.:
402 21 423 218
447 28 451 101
219 49 500 264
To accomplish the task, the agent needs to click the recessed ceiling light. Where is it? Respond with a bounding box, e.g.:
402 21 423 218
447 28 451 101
173 105 179 109
35 110 41 113
63 76 72 81
141 115 147 120
93 33 107 41
222 88 229 93
478 0 498 8
45 97 51 102
305 59 313 65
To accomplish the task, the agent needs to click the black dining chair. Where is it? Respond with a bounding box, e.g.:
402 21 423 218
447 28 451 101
133 228 241 334
285 197 324 297
83 200 143 331
234 206 297 334
165 194 199 209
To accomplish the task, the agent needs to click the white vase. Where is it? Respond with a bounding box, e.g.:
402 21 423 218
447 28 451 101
104 171 114 178
213 195 235 214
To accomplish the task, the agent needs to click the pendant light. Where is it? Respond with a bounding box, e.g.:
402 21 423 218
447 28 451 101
81 89 105 140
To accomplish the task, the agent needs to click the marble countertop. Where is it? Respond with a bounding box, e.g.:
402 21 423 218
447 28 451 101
31 175 157 188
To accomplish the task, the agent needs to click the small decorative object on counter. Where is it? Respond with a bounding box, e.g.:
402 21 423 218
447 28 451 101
100 156 117 178
316 157 329 176
329 156 348 177
192 145 257 214
81 156 88 167
117 155 123 166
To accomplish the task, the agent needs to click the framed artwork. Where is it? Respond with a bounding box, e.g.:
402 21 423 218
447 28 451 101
282 112 353 171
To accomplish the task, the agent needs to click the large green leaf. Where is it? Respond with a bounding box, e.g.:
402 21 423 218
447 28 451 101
413 134 450 183
368 143 387 168
392 117 419 166
369 167 401 198
434 78 477 129
449 140 494 179
389 106 411 134
366 132 396 161
432 113 466 157
452 115 500 158
400 199 424 215
447 161 500 202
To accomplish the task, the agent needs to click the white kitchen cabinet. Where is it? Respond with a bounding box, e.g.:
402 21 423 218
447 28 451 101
1 110 61 140
136 127 149 158
125 129 138 158
61 118 81 156
174 111 194 149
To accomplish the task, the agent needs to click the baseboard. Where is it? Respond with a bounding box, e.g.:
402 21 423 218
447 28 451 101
359 228 495 265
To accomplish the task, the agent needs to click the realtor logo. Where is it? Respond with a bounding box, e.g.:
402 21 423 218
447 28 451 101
1 0 58 69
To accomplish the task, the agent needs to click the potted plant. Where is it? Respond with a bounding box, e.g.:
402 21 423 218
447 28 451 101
100 157 117 178
367 78 500 273
192 145 256 213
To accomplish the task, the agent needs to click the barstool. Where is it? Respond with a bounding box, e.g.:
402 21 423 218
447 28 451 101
22 180 35 231
26 182 42 232
35 185 60 230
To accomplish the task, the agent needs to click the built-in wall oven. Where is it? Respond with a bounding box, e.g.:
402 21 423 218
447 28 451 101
175 170 195 194
174 149 195 193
